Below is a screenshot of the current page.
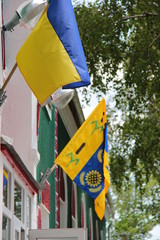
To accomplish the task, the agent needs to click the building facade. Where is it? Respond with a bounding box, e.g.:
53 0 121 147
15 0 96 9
0 0 114 239
36 95 109 239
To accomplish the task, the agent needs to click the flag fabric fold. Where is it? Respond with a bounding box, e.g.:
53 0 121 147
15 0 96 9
16 0 90 104
55 98 110 220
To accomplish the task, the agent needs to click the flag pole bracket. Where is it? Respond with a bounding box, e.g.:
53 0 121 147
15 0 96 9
38 166 55 202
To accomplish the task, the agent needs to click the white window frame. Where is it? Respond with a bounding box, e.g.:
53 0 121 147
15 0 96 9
96 220 99 240
81 193 86 228
71 182 78 228
2 153 34 240
89 208 93 240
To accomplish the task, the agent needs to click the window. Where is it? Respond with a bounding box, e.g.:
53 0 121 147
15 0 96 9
2 157 34 240
2 215 10 240
14 182 23 221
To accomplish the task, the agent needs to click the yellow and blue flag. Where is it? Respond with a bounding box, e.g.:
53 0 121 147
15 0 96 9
3 169 8 188
16 0 90 104
55 98 110 220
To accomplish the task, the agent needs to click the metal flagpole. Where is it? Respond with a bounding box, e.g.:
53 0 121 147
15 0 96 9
0 63 17 106
1 62 17 91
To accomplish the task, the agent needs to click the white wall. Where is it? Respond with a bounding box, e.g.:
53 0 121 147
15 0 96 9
1 0 38 176
0 0 39 237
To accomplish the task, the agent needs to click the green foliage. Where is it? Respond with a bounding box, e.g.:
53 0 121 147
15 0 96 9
111 179 160 239
74 0 125 94
74 0 160 237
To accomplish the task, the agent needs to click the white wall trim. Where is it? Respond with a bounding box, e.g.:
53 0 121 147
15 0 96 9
81 193 86 228
2 153 37 240
89 208 93 240
72 182 78 228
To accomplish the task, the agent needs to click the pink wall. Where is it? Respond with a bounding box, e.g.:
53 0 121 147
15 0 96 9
1 0 38 175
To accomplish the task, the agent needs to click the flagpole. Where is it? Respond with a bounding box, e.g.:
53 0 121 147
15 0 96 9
50 163 57 173
0 63 17 107
1 62 17 91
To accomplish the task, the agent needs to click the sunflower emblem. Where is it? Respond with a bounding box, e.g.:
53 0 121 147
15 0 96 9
85 170 102 187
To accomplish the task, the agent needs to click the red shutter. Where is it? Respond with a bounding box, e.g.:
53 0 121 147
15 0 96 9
42 181 50 212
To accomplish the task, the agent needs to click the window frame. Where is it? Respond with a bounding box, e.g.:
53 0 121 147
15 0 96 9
2 154 33 240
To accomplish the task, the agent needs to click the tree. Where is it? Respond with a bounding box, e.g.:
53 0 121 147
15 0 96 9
111 178 160 240
74 0 124 97
74 0 160 103
74 0 160 237
74 0 160 191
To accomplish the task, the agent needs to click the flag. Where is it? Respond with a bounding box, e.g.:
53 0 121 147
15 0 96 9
55 98 110 220
16 0 90 104
3 169 8 188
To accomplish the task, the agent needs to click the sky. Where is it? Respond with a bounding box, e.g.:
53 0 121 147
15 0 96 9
148 225 160 240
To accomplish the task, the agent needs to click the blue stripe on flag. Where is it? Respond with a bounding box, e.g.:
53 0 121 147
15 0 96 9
73 143 105 199
3 175 8 188
104 123 108 153
47 0 90 88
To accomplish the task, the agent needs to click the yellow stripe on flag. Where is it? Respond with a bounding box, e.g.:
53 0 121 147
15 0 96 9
103 151 110 187
3 169 8 180
55 98 110 220
55 99 105 180
16 7 80 104
94 188 105 220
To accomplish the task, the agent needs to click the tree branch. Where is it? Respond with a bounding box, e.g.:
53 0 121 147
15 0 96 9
148 34 160 48
121 12 158 21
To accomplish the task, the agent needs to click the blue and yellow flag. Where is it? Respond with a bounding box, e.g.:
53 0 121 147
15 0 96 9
55 98 110 220
16 0 90 104
3 169 8 188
